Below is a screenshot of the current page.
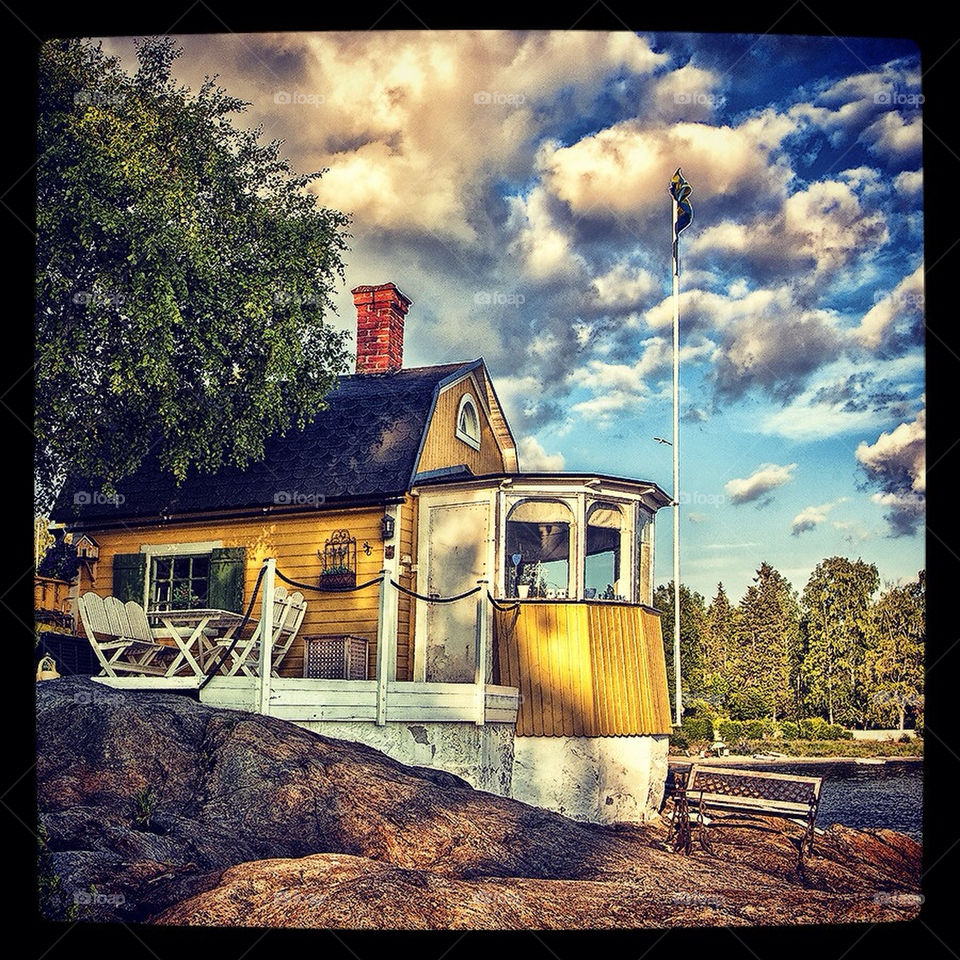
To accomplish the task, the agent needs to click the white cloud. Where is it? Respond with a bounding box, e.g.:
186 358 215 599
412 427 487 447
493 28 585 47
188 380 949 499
853 264 924 349
517 435 566 471
725 463 797 505
856 408 925 494
589 261 659 311
691 179 889 280
856 405 926 537
541 111 797 225
791 499 846 536
893 170 923 196
506 185 589 280
861 110 923 161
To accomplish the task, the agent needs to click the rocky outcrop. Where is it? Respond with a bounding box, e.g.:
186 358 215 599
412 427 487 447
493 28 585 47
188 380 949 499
37 677 922 927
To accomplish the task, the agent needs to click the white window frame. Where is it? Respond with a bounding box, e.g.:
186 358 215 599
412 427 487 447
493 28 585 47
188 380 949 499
455 393 481 450
140 540 223 612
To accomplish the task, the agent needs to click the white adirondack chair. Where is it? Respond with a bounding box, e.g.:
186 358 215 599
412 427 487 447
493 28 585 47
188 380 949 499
215 587 307 677
78 593 175 677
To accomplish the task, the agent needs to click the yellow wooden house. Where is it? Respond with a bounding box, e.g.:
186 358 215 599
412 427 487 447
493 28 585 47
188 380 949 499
50 282 673 823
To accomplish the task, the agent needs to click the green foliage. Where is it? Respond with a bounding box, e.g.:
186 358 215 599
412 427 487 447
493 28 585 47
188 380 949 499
655 580 707 713
743 719 765 739
681 716 714 742
661 565 923 737
36 37 352 511
780 721 799 740
718 719 742 742
669 726 689 751
134 786 157 828
800 557 880 728
684 697 720 720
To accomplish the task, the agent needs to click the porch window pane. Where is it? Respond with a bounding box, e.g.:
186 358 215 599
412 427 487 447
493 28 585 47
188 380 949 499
505 499 573 598
150 553 211 611
585 502 622 599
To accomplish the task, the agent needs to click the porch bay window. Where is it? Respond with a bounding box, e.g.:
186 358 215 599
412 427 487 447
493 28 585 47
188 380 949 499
505 499 573 598
584 501 626 600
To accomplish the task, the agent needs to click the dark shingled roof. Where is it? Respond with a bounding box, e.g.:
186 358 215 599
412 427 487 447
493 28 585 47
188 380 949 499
52 362 477 524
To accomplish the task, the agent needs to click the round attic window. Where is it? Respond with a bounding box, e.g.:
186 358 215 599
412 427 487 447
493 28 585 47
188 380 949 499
456 394 481 450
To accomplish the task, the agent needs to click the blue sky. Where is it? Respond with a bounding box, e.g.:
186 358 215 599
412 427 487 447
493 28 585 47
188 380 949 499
102 30 926 603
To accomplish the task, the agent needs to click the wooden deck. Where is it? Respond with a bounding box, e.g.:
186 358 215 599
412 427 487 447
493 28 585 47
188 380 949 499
92 675 521 726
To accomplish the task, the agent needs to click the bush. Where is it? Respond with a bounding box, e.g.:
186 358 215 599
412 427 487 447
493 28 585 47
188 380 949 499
780 721 799 741
670 727 689 751
823 724 847 741
681 717 714 742
743 720 765 740
718 719 742 742
800 717 831 739
685 698 720 721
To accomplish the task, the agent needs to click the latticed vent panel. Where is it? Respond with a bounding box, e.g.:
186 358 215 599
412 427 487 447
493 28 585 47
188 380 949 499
689 770 818 804
304 636 369 679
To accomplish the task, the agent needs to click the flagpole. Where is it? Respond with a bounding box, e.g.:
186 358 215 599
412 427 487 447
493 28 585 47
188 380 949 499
672 195 682 728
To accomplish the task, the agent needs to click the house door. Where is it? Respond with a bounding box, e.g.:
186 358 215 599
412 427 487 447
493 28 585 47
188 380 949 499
425 502 488 683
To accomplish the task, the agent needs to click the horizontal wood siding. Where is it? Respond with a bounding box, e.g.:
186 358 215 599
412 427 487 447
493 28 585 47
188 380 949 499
494 601 671 736
77 510 387 678
417 380 507 476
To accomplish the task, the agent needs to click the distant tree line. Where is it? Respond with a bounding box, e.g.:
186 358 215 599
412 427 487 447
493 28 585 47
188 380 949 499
656 558 924 731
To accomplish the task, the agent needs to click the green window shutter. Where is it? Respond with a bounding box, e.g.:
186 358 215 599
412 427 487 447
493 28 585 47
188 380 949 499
113 553 147 604
209 547 246 613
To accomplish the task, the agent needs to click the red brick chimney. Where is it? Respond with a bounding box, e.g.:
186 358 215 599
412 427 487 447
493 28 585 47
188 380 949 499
351 282 411 374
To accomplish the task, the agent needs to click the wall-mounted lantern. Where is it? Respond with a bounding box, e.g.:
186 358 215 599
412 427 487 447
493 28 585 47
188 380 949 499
380 514 395 541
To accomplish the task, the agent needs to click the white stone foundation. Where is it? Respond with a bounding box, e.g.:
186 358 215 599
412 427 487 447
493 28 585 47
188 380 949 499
295 719 516 797
292 720 668 822
510 734 670 823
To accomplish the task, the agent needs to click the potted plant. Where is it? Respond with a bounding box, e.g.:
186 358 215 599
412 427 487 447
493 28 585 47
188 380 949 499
320 563 356 591
517 561 542 598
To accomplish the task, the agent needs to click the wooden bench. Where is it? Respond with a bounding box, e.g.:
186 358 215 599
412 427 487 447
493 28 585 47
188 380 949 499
669 764 823 865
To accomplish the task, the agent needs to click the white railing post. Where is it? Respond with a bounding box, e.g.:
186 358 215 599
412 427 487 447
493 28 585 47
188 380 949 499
258 557 275 715
474 580 489 725
376 570 389 725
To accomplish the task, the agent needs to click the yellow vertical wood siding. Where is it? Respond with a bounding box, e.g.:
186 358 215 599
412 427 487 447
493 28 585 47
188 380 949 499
494 601 672 736
395 494 418 681
417 381 507 476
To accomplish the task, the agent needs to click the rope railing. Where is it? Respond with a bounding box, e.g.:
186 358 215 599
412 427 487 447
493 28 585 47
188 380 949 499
487 591 520 612
198 564 267 692
390 580 482 604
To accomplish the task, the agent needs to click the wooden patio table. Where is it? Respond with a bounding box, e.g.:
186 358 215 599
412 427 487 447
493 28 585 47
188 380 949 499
148 608 257 678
